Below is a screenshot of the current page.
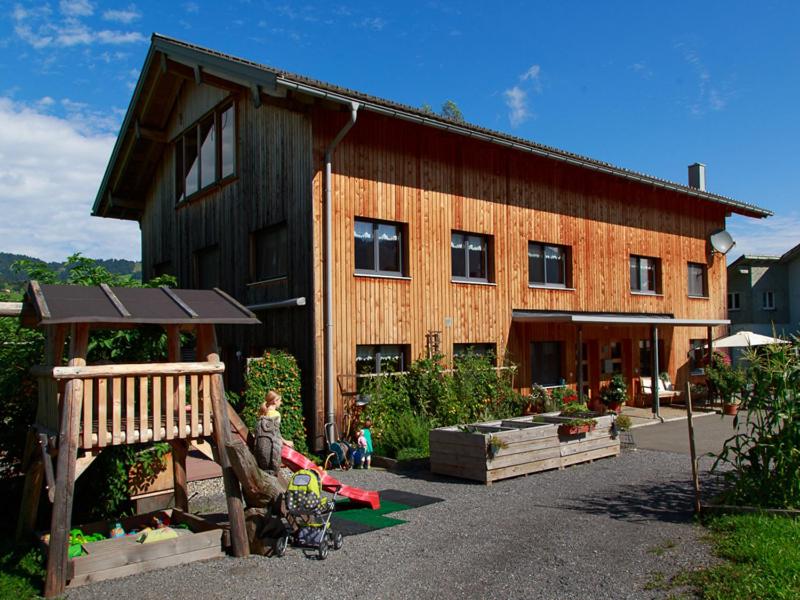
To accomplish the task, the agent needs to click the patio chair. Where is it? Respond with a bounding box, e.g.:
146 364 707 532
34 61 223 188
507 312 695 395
639 376 680 407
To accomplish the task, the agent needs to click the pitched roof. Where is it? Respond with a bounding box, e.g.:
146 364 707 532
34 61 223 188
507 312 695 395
93 33 773 221
22 282 260 327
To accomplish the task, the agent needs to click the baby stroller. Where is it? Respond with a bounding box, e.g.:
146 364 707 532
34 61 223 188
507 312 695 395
280 468 344 560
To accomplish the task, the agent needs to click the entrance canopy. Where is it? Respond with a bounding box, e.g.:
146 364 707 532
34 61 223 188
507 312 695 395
511 309 729 327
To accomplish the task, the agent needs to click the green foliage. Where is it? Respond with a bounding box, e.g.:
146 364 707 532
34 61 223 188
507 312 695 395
363 352 522 458
372 411 430 459
549 385 578 406
614 414 632 431
395 447 429 462
712 341 800 508
1 254 178 517
561 418 597 428
528 383 560 413
687 514 800 600
706 352 746 404
0 542 45 600
440 99 465 122
241 350 308 455
560 402 591 417
600 374 627 406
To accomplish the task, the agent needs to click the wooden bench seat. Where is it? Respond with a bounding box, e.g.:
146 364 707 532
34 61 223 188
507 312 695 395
639 376 680 406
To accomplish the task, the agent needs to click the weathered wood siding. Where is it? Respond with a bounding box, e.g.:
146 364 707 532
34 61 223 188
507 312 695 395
311 110 727 433
139 81 315 416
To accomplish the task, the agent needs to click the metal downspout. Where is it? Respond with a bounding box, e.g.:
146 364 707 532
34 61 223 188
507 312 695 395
324 102 359 444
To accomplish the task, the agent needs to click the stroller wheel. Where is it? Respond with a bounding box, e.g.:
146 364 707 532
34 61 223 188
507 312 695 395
317 536 329 560
332 531 344 550
274 535 288 557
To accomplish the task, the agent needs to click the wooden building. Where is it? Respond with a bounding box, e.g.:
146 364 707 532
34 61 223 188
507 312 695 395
93 35 771 448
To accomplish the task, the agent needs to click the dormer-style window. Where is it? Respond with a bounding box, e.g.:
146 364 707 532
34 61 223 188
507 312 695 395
175 102 236 203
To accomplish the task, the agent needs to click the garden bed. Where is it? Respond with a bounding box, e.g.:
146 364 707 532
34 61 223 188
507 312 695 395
429 413 619 485
40 509 224 588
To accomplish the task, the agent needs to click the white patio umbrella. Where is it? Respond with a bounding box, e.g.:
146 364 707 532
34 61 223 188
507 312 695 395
705 330 789 349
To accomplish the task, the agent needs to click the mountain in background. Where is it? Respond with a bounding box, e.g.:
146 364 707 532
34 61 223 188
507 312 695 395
0 252 142 293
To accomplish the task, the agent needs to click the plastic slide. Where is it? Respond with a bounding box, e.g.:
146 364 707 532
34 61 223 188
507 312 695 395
282 445 381 510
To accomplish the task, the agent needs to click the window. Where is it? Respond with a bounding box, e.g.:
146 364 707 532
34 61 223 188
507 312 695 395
630 255 660 294
451 231 492 282
193 245 220 289
638 339 665 377
762 291 775 310
175 103 235 202
531 341 562 386
727 292 740 311
250 223 288 283
529 242 570 287
354 219 405 276
687 262 707 297
453 343 496 360
689 339 706 375
356 345 408 393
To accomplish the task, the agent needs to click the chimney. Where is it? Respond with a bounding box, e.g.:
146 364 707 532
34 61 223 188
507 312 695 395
688 163 706 191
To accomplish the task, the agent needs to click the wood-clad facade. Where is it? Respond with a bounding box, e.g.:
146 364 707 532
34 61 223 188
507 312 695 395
94 36 770 449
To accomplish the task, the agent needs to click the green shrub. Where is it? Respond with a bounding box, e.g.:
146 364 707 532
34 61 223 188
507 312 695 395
600 374 627 406
374 411 430 459
241 350 308 455
395 447 429 462
404 355 449 416
712 340 800 508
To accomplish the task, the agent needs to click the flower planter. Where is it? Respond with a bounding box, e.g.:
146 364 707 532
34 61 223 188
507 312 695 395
605 401 622 413
723 403 740 416
429 413 619 485
557 423 596 436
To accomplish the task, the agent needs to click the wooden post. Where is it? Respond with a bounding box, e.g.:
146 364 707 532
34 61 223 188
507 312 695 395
196 325 249 557
165 325 189 511
685 381 702 515
44 324 88 598
16 325 66 542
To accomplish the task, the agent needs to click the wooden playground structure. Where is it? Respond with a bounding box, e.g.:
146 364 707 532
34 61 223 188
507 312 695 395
14 282 259 597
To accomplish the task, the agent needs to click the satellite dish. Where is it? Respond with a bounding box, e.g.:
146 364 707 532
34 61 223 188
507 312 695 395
709 229 736 255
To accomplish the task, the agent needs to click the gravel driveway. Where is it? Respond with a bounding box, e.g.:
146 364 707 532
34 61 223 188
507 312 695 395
67 445 717 600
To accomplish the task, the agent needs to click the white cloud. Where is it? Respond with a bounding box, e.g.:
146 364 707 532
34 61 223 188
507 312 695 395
357 17 386 31
183 2 199 14
503 86 529 127
0 97 140 261
60 0 94 17
727 212 800 263
103 6 141 24
14 2 146 48
677 44 728 115
502 64 542 127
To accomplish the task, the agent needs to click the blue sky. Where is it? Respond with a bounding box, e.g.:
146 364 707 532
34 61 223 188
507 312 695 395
1 0 798 262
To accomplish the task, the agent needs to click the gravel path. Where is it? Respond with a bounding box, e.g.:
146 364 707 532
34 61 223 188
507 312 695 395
67 447 717 600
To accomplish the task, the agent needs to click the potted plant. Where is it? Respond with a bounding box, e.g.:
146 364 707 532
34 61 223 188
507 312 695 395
722 399 741 416
600 374 627 413
560 401 593 418
557 418 597 436
525 384 549 414
550 386 578 409
705 351 746 414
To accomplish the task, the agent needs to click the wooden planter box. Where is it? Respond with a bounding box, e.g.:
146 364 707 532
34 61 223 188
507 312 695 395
429 413 619 485
42 509 224 588
557 423 596 436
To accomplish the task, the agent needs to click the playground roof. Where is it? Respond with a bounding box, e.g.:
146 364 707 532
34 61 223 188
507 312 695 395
22 281 260 327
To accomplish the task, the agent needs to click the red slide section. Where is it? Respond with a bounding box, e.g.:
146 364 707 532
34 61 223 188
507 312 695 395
282 445 381 510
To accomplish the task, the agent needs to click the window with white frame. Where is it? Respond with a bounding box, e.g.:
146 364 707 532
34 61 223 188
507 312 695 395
727 292 740 311
762 290 775 310
355 344 408 393
175 103 235 203
630 255 660 294
354 219 405 276
529 242 570 287
687 262 707 297
451 232 491 282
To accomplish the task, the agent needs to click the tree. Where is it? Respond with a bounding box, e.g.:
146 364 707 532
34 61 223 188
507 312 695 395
440 100 465 122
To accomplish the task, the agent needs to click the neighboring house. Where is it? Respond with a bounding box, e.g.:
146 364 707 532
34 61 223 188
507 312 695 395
92 35 771 448
727 242 800 338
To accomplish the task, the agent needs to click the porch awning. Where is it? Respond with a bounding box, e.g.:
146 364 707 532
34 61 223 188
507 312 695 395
511 309 729 327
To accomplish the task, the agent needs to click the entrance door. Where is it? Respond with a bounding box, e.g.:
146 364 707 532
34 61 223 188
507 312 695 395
580 341 599 402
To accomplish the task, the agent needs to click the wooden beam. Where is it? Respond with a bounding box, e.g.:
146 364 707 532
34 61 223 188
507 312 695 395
160 286 199 318
134 120 167 144
32 361 224 380
193 64 203 85
29 280 51 319
100 283 132 318
44 323 88 598
250 84 262 108
108 193 144 212
0 301 22 316
163 58 244 94
166 325 189 512
197 325 248 558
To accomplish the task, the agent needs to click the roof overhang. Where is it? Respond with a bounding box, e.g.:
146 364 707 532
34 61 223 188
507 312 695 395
93 34 774 221
512 309 729 327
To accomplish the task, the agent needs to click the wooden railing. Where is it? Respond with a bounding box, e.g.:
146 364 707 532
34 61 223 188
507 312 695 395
34 362 224 450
